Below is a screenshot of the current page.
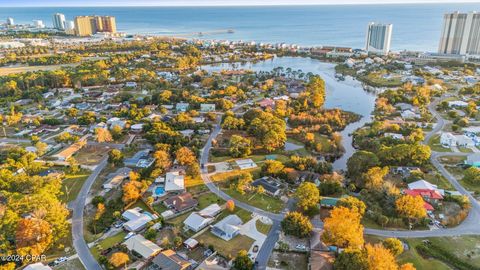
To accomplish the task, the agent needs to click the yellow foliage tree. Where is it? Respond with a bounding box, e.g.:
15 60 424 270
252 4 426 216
322 207 364 249
95 128 113 143
226 200 235 212
109 252 129 268
395 195 427 222
365 243 398 270
176 147 196 166
15 218 53 257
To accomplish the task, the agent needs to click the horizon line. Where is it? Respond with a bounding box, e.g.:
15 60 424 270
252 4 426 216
0 1 478 7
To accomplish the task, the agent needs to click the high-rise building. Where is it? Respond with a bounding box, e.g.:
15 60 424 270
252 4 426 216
439 11 480 55
365 22 393 55
74 16 96 36
53 13 66 30
6 17 14 26
74 15 117 36
33 20 45 29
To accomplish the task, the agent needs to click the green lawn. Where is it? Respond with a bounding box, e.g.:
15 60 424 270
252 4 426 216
195 231 255 258
459 147 473 153
130 199 151 212
222 188 285 213
60 174 88 203
55 258 85 270
153 203 168 214
90 231 127 260
197 193 225 209
428 135 451 152
399 237 480 270
217 208 252 223
256 219 272 235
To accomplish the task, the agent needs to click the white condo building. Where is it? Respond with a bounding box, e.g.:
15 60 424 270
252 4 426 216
53 13 66 30
365 22 393 55
32 20 45 29
6 17 14 26
439 11 480 56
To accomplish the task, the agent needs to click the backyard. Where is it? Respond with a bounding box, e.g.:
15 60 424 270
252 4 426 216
195 231 255 258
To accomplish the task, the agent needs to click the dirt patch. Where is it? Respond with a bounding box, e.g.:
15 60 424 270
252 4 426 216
268 251 308 270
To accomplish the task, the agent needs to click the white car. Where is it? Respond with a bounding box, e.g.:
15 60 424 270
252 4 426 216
54 257 68 264
295 244 306 250
124 232 135 240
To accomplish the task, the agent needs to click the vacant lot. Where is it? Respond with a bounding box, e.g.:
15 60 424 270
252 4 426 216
60 174 88 203
268 251 308 270
75 145 111 166
195 231 254 258
222 188 285 213
90 231 127 260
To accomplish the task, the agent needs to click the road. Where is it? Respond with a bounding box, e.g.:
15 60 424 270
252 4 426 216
71 158 107 270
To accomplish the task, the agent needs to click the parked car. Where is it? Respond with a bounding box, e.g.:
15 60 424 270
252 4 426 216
124 232 135 240
54 257 68 264
295 244 306 251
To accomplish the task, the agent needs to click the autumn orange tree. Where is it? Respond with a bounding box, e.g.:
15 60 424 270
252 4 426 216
395 194 427 225
322 207 364 249
122 180 142 204
338 196 366 215
226 200 235 212
95 127 113 143
109 252 129 268
15 218 53 257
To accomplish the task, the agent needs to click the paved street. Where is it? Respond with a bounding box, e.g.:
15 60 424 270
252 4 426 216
71 158 107 270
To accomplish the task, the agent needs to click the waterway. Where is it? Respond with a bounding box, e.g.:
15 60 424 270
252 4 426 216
201 56 377 170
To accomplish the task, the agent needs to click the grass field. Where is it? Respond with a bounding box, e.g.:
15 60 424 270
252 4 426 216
60 174 88 203
0 63 78 75
55 258 85 270
195 231 255 258
197 192 225 209
90 231 127 260
222 188 285 213
256 219 272 234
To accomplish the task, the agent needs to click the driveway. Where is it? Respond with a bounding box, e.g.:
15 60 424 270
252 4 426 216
239 216 267 260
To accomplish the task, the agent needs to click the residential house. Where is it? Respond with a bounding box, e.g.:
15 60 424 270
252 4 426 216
448 100 469 108
235 159 257 170
404 189 443 204
24 263 52 270
440 132 456 147
151 250 191 270
258 98 275 108
122 207 156 232
164 172 185 193
408 180 444 195
200 103 216 112
211 214 242 241
130 123 144 133
124 234 162 259
183 212 213 232
251 176 282 196
52 140 85 161
103 167 131 190
125 82 138 88
176 102 190 112
124 149 151 167
401 109 421 120
466 153 480 168
320 197 340 208
163 193 198 213
198 204 222 218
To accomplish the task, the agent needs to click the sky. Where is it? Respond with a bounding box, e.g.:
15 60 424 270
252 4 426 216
0 0 478 7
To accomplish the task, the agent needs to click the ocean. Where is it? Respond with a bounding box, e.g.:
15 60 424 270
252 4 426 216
1 4 480 52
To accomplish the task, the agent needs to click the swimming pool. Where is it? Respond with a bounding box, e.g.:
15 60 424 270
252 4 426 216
154 186 165 196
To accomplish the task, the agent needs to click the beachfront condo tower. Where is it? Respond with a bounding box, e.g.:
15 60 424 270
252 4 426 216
439 11 480 56
365 22 393 55
74 15 117 36
53 13 66 30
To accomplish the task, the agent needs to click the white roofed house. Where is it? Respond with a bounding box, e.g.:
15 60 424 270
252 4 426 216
121 207 157 232
183 212 213 232
200 103 216 112
211 214 243 241
198 203 222 218
235 159 257 170
164 171 185 193
124 234 162 259
440 132 457 147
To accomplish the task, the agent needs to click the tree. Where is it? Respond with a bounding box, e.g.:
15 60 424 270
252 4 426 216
262 160 285 176
226 200 235 212
338 196 366 216
365 243 398 270
229 135 251 158
108 149 124 166
122 181 142 204
256 185 265 195
395 195 427 224
233 250 253 270
247 111 286 152
304 75 326 108
322 207 364 249
399 263 416 270
110 125 123 140
144 228 157 240
463 167 480 185
95 128 113 143
382 238 404 256
236 173 253 195
109 252 129 268
67 157 80 173
347 151 379 178
333 248 368 270
153 150 171 175
35 141 48 156
176 147 196 166
362 166 389 190
15 218 53 257
281 211 313 238
295 182 320 212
